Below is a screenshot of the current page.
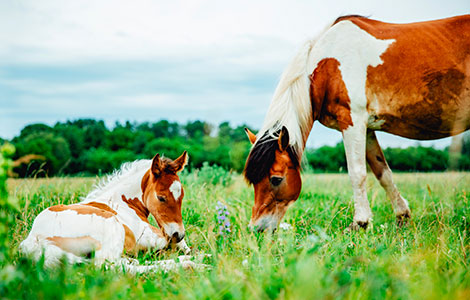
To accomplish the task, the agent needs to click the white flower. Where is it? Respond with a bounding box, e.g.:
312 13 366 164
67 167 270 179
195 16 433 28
279 222 292 230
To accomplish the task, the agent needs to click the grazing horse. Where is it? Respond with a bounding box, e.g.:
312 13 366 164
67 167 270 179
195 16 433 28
244 15 470 232
20 152 190 268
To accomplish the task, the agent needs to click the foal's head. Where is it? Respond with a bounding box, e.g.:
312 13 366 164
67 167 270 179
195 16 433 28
244 127 302 232
141 151 188 243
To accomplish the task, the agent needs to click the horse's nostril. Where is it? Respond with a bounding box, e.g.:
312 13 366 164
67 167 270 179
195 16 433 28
270 176 283 186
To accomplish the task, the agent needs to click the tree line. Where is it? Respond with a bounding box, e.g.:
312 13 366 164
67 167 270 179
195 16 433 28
3 118 470 177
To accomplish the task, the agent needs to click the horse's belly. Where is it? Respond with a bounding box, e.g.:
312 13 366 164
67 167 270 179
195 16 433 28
367 67 470 140
370 99 470 140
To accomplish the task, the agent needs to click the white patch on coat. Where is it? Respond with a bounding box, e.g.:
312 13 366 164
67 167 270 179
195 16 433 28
169 181 182 201
163 222 184 237
20 208 125 267
310 20 394 117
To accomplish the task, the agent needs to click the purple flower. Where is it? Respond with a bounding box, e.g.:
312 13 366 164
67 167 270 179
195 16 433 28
216 201 231 236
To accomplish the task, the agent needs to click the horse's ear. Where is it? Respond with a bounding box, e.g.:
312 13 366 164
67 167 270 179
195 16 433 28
151 154 163 177
278 126 289 151
174 151 188 173
245 128 257 144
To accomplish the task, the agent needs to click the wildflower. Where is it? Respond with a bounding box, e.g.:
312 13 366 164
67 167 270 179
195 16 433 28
216 201 231 236
279 222 292 231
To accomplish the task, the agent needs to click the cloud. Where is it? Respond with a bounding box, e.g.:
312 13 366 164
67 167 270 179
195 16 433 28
0 0 468 148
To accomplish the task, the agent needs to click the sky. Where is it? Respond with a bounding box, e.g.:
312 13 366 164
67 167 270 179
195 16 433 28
0 0 468 148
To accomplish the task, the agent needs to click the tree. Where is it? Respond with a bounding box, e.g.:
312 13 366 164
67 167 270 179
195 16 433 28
14 132 71 177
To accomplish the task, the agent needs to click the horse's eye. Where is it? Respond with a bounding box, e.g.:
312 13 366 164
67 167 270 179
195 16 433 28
157 195 166 202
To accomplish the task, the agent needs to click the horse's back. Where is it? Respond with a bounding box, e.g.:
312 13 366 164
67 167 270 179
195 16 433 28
318 15 470 139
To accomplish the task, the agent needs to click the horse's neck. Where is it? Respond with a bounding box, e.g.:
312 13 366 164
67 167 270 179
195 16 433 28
83 160 151 205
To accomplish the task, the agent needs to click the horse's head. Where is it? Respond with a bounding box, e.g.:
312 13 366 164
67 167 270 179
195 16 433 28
141 151 188 243
244 126 301 232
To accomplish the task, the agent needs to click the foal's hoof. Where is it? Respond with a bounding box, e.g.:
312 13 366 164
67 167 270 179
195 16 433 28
396 211 411 227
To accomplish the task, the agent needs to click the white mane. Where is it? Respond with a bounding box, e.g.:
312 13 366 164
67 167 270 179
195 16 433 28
83 159 151 204
257 39 317 157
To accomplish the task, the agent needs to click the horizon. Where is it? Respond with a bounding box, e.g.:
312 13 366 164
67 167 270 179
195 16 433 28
1 0 468 148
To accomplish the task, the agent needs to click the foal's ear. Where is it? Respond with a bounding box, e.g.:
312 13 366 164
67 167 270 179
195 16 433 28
244 128 257 144
174 151 188 173
278 126 289 151
151 153 164 177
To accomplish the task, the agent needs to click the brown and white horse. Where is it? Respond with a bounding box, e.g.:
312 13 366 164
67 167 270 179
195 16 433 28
20 152 190 269
244 15 470 232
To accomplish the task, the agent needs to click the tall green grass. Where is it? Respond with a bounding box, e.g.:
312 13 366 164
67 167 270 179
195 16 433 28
2 169 470 299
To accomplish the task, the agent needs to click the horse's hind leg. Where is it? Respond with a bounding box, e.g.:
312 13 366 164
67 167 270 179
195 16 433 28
366 131 411 225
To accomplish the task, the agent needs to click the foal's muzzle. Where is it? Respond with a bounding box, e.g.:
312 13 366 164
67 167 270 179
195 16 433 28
163 222 185 243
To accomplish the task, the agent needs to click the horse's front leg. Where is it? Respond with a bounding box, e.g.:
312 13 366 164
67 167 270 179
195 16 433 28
366 130 411 225
342 121 371 229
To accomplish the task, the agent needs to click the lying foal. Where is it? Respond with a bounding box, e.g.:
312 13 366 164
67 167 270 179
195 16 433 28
20 152 193 271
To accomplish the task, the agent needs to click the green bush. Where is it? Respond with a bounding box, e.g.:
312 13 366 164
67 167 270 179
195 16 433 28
195 162 233 186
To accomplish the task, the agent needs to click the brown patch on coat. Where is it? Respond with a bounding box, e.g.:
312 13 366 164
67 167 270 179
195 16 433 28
48 203 117 219
85 202 118 214
122 224 137 253
46 236 101 257
309 58 353 131
334 15 470 139
366 131 388 180
121 195 150 223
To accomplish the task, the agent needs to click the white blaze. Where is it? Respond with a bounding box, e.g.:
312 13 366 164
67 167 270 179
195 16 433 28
169 181 182 201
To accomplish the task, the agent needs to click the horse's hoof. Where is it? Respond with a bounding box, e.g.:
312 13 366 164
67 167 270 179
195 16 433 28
396 211 411 227
345 221 369 232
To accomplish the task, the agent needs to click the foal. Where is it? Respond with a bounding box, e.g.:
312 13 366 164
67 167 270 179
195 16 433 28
20 152 190 268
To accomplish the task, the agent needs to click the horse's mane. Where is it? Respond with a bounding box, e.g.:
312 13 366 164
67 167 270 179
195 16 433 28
84 159 151 203
244 35 323 183
256 39 316 158
333 14 369 25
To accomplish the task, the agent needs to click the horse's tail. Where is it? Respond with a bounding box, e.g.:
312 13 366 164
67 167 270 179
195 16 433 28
19 235 86 268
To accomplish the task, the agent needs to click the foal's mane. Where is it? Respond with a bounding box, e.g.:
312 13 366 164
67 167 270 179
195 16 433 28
84 159 151 202
84 157 180 203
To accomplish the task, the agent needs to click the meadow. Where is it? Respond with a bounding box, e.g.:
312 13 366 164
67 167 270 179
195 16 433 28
3 168 470 299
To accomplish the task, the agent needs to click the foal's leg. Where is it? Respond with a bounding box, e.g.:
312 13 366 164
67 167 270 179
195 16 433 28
342 121 371 229
366 131 411 225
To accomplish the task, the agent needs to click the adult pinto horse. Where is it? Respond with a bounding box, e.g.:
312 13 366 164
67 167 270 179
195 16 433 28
244 15 470 232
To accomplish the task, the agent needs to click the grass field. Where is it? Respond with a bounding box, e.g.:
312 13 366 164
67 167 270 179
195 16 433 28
3 170 470 299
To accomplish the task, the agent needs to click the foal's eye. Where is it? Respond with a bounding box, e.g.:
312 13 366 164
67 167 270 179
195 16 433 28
157 195 166 202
